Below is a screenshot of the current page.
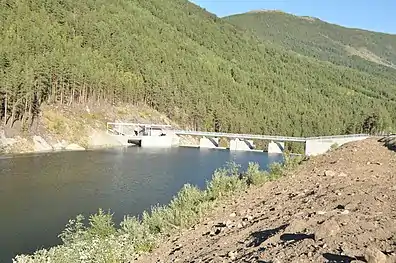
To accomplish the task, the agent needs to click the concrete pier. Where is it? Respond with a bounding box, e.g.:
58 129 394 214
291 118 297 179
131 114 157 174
305 136 369 156
141 136 174 148
229 139 255 151
199 137 219 148
268 141 285 154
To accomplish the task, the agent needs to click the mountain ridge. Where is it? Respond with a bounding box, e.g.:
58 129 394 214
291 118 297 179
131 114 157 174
229 10 395 36
225 10 396 82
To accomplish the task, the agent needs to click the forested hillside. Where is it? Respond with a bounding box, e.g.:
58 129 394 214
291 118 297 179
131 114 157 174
1 0 396 137
226 11 396 81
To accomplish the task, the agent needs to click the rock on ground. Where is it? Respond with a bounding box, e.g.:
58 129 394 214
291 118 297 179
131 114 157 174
364 247 388 263
52 140 68 151
33 136 53 152
65 144 85 151
137 138 396 263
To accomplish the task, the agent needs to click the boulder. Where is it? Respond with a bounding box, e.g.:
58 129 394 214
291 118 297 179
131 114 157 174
65 144 85 151
364 247 387 263
324 170 336 177
33 136 53 152
315 219 340 240
52 140 68 151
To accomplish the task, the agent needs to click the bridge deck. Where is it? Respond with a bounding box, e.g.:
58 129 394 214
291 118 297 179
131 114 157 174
106 122 368 142
173 130 306 142
173 131 368 142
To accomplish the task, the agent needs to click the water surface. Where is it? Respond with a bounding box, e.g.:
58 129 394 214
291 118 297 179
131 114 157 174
0 147 282 262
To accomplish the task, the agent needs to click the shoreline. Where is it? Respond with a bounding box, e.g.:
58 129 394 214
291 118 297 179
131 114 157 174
0 143 128 158
2 142 289 159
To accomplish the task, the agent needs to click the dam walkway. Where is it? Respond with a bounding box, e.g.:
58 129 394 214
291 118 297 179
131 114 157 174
106 122 369 155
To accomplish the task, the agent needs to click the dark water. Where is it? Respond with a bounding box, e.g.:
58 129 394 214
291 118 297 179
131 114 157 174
0 147 282 262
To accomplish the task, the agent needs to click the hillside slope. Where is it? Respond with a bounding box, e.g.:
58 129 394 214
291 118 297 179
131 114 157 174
2 1 396 138
225 11 396 81
138 138 396 262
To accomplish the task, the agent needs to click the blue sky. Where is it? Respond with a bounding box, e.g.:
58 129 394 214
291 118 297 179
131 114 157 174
189 0 396 34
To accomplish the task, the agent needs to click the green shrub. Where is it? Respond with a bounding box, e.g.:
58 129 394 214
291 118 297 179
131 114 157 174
142 205 172 235
245 162 269 186
87 209 117 239
283 152 304 170
268 162 284 180
59 214 87 245
206 163 246 200
167 184 208 228
120 216 156 253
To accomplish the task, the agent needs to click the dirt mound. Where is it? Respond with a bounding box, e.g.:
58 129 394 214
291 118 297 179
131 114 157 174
138 138 396 263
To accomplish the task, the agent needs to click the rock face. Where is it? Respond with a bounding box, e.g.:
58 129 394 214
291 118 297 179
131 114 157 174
33 136 53 152
0 130 17 151
32 137 85 152
52 140 68 151
2 130 120 153
2 130 125 154
88 130 125 147
65 144 85 151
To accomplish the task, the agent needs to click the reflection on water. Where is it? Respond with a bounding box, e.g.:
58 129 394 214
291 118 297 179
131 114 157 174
0 147 282 262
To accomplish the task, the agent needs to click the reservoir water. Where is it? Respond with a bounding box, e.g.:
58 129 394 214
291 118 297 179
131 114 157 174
0 147 282 262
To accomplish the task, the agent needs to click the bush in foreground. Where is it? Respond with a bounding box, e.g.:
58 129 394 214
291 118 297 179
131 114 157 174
13 154 304 263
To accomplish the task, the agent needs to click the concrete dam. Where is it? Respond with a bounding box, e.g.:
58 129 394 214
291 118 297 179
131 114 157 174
106 122 369 156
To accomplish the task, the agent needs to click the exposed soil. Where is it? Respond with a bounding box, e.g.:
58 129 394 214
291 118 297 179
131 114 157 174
138 138 396 263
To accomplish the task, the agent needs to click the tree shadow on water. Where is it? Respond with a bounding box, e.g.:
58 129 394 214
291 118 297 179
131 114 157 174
248 224 289 247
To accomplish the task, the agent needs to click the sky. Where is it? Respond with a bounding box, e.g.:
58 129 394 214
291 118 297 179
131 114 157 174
189 0 396 34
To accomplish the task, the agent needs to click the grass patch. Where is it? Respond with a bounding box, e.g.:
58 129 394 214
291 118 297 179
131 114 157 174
82 112 106 123
116 108 129 116
44 110 68 136
42 109 92 148
330 143 339 151
14 153 305 263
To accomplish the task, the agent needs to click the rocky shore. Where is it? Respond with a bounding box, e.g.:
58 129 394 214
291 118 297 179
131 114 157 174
0 104 196 155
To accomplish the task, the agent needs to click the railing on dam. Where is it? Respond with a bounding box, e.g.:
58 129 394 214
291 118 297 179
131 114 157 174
173 130 369 142
306 134 369 140
107 122 172 136
172 130 307 142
